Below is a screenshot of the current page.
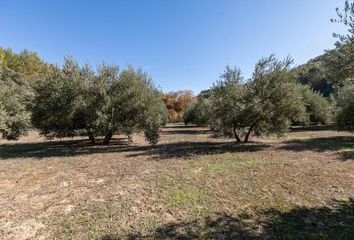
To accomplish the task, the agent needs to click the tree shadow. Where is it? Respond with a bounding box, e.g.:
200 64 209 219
290 124 336 132
160 129 212 135
161 124 211 135
162 124 199 129
104 213 259 240
260 199 354 240
279 136 354 160
0 138 131 160
0 139 269 160
126 141 269 160
102 198 354 239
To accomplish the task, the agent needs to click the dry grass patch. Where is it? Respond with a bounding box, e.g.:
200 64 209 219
0 124 353 239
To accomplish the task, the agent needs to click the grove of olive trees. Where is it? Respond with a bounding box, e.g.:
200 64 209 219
0 49 167 144
2 2 354 239
31 58 167 144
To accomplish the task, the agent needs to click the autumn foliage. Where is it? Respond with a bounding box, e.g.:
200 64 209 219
161 90 195 122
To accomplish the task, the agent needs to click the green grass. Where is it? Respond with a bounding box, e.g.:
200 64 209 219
243 159 256 168
188 155 246 176
287 135 312 141
167 188 206 207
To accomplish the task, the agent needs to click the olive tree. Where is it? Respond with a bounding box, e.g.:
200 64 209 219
335 85 354 132
105 66 166 144
210 56 307 143
184 97 211 126
31 57 86 138
328 1 354 132
209 65 246 141
328 0 354 87
291 83 330 124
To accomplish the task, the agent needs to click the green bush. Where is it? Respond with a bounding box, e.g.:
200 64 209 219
335 85 354 132
0 67 31 140
184 98 210 126
294 84 330 124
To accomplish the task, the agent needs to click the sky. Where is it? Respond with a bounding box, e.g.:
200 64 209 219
0 0 348 94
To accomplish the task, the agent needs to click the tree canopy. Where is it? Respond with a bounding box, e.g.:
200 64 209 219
209 56 310 142
31 57 166 144
0 67 31 140
184 97 211 126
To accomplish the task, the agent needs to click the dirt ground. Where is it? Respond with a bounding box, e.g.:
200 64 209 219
0 124 353 239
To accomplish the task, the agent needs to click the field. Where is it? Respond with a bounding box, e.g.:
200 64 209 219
0 124 353 239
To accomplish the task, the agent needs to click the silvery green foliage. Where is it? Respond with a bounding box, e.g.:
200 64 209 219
327 1 354 132
209 65 246 141
184 97 211 126
210 56 308 142
31 57 85 138
327 0 354 87
31 58 165 144
293 84 330 124
109 66 166 144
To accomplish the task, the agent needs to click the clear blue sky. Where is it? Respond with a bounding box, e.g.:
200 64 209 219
0 0 347 94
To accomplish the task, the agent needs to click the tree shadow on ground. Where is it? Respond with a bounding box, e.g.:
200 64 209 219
160 129 211 135
160 124 211 135
0 139 269 160
279 136 354 160
102 198 354 240
162 124 206 129
260 199 354 240
290 124 336 132
126 141 269 160
0 137 129 159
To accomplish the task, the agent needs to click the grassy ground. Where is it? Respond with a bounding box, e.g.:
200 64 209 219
0 124 353 239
